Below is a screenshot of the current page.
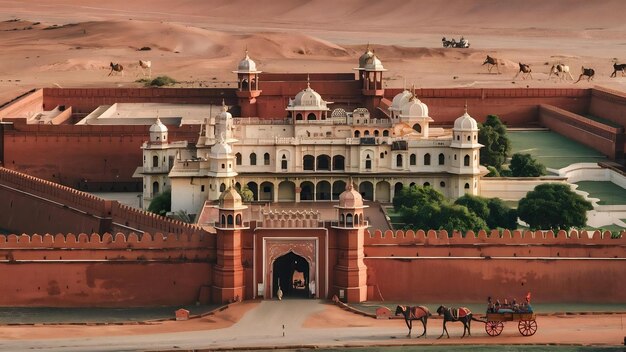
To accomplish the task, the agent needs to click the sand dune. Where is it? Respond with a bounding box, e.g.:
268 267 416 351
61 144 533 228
0 1 625 104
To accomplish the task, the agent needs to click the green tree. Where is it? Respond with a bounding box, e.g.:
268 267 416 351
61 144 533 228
510 153 546 177
171 209 193 223
393 185 445 211
147 189 171 216
454 194 490 220
436 203 488 235
238 185 254 202
486 198 518 229
518 183 593 230
478 114 511 170
485 166 500 177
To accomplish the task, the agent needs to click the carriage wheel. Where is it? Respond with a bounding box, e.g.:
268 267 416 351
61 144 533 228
485 321 504 336
518 320 537 336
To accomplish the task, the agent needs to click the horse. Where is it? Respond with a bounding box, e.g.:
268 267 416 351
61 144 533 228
611 62 626 78
436 305 485 339
549 64 574 81
108 62 124 77
482 55 501 74
575 66 595 83
138 60 152 78
513 62 533 80
395 305 432 338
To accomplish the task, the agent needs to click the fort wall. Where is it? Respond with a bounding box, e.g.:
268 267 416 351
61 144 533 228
363 229 626 302
479 177 568 200
0 89 43 119
538 104 624 159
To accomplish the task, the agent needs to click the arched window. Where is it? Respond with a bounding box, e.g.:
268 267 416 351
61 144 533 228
467 135 471 141
307 113 316 120
440 181 446 187
227 214 233 225
374 130 380 137
340 213 345 225
303 155 315 170
457 135 460 141
383 130 389 137
354 214 359 225
396 154 403 167
365 155 372 170
413 124 422 133
332 155 345 170
152 181 159 195
221 163 225 169
424 182 430 187
236 214 242 225
410 154 416 166
354 130 361 138
364 130 370 136
424 153 431 165
235 153 242 165
346 213 353 227
152 155 159 168
264 152 270 165
438 153 445 165
464 183 470 189
220 183 226 192
380 152 385 159
281 154 288 170
250 153 257 165
464 154 470 166
296 113 303 120
221 214 226 225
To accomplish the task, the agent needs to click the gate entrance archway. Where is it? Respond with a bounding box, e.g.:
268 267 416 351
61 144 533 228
272 252 309 298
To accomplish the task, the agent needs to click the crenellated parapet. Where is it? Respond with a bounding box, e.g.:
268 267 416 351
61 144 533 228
111 202 209 236
364 229 626 259
365 229 626 245
0 167 109 216
0 232 216 262
258 209 324 228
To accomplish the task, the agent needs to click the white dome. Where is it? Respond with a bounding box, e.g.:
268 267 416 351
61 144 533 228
391 90 413 111
358 47 374 69
235 51 260 73
149 117 168 133
216 103 232 120
211 141 232 156
454 111 478 131
400 97 429 117
287 83 330 110
364 54 385 71
339 183 363 208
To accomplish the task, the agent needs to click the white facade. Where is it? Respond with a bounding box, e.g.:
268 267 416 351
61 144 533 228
136 55 484 217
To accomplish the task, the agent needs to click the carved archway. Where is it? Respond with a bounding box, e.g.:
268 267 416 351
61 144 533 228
264 239 317 299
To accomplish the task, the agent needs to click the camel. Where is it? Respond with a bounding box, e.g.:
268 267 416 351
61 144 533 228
513 62 533 80
610 62 626 78
482 55 501 74
549 64 574 81
138 60 152 78
108 62 124 77
575 66 595 83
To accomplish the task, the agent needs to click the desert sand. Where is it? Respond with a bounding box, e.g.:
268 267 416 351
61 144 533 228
1 0 625 106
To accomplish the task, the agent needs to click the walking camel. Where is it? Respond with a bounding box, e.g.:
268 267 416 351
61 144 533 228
575 66 595 83
549 64 574 81
108 62 124 77
513 62 533 80
138 60 152 78
482 55 501 74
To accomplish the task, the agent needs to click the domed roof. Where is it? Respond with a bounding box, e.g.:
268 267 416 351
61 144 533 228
287 81 330 111
219 187 243 209
234 50 261 73
400 96 429 118
149 117 168 133
211 141 232 156
339 183 363 208
390 90 413 111
363 54 386 71
358 45 374 69
454 109 478 131
216 101 232 120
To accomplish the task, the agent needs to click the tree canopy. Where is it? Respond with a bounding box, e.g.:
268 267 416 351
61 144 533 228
510 153 546 177
478 114 511 170
238 185 254 202
147 189 171 216
517 183 593 230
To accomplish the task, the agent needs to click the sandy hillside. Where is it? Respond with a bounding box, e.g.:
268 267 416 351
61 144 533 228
0 0 625 105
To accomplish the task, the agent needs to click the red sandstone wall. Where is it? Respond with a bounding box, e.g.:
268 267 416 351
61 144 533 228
589 87 626 127
538 104 623 159
0 89 43 120
363 229 626 303
0 262 211 307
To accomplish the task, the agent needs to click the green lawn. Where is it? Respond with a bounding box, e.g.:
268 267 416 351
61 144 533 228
574 181 626 205
508 131 607 169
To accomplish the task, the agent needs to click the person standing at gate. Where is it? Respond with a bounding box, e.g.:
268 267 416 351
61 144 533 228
309 279 316 298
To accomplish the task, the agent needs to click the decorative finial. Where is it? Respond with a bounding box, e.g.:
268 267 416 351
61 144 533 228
464 100 468 114
307 73 310 89
403 77 407 90
366 42 370 52
222 98 227 112
244 46 249 58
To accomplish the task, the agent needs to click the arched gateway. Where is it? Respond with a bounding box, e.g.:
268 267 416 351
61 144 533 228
272 251 310 298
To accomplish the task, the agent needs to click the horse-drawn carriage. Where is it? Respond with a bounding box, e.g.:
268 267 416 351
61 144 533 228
442 36 470 48
484 311 537 336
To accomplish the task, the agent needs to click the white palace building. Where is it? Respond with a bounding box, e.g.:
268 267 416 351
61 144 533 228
135 51 484 217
